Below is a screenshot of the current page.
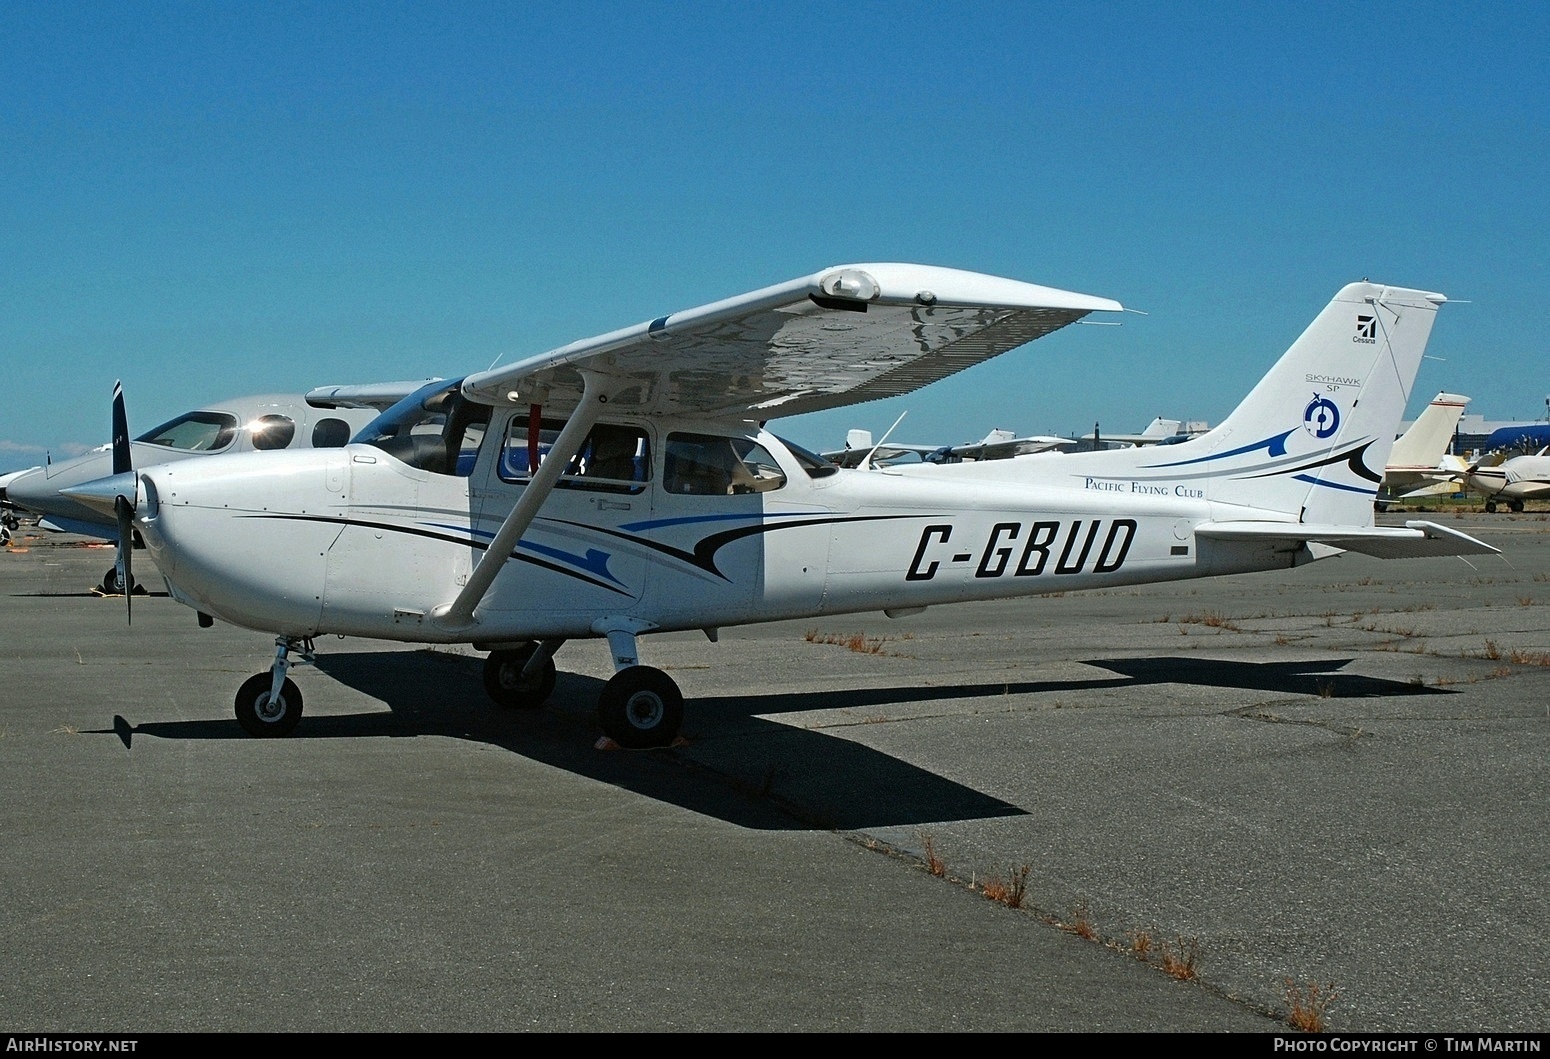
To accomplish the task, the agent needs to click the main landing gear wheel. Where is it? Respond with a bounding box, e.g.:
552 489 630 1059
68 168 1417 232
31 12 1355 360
235 673 304 737
1486 500 1499 513
99 565 140 595
1509 499 1525 513
483 644 557 709
597 666 683 750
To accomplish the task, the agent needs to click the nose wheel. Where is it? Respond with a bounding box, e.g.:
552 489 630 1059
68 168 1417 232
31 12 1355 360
235 673 304 737
234 636 313 737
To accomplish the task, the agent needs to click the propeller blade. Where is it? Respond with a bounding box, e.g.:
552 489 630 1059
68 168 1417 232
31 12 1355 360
112 381 135 623
115 493 134 624
111 380 132 477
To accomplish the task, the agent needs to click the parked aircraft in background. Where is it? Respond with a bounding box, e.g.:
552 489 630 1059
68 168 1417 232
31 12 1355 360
1464 450 1550 512
1071 417 1211 450
1376 391 1470 506
6 387 425 588
825 427 1075 468
68 266 1494 750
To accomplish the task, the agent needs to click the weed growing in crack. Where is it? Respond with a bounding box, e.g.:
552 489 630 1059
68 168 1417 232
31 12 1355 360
919 831 945 877
979 864 1031 909
1065 900 1096 940
1158 935 1200 980
1285 978 1339 1032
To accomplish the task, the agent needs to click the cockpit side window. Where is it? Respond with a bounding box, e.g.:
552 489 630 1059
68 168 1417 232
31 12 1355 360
355 379 489 476
663 433 787 495
498 418 650 494
136 411 239 452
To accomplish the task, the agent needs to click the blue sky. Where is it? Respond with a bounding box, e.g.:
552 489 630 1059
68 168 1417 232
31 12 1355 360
4 1 1548 468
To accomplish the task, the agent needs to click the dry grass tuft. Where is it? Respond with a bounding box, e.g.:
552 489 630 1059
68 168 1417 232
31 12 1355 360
1483 640 1502 660
1508 647 1550 666
1127 928 1153 961
1178 611 1239 630
1064 900 1096 940
1157 935 1200 980
1285 978 1339 1033
804 630 893 654
920 832 945 877
978 864 1031 909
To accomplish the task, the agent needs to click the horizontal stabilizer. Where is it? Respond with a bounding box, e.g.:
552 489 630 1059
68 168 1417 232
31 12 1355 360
1197 519 1498 559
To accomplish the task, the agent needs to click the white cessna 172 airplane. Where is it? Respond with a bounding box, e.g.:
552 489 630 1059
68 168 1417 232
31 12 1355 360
65 264 1497 749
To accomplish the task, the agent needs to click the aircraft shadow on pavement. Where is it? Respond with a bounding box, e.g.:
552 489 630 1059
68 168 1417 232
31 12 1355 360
95 649 1442 833
1079 655 1451 698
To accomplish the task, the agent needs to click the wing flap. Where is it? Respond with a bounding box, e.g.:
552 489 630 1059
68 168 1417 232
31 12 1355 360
1197 519 1498 558
461 264 1122 419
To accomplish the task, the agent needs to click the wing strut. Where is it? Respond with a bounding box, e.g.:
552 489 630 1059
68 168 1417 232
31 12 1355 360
434 372 610 631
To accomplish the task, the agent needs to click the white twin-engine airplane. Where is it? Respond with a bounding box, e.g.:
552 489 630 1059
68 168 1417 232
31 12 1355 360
66 264 1497 749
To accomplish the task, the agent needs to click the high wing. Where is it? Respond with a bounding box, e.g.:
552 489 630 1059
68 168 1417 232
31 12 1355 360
460 264 1122 419
306 379 446 410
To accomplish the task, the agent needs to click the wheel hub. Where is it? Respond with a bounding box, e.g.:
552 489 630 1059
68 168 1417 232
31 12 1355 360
255 693 286 722
624 691 664 729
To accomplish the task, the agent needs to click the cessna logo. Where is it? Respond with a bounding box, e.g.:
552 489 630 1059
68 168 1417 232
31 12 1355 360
1354 314 1377 344
906 519 1136 582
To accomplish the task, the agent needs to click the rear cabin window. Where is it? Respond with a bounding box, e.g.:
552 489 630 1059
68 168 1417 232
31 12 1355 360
498 419 650 495
663 433 786 495
311 418 352 448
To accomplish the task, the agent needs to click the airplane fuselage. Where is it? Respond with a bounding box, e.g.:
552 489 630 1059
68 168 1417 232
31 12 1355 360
135 417 1302 644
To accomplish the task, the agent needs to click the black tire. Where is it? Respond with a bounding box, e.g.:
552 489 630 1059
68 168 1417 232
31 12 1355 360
235 672 304 737
1486 500 1498 513
100 566 136 595
1509 499 1525 513
597 666 683 749
482 644 557 709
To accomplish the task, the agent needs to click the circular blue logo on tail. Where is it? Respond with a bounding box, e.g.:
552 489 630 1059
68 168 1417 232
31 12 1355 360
1304 394 1340 439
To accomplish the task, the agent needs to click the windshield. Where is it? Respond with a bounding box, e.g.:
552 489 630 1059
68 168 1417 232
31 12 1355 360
137 410 239 452
353 377 488 476
775 435 839 479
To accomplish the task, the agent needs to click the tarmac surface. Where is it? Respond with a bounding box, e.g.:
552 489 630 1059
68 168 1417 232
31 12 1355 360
1 514 1545 1033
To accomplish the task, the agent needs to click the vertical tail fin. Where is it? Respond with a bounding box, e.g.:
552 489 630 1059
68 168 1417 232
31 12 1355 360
1388 392 1469 470
1125 282 1447 525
